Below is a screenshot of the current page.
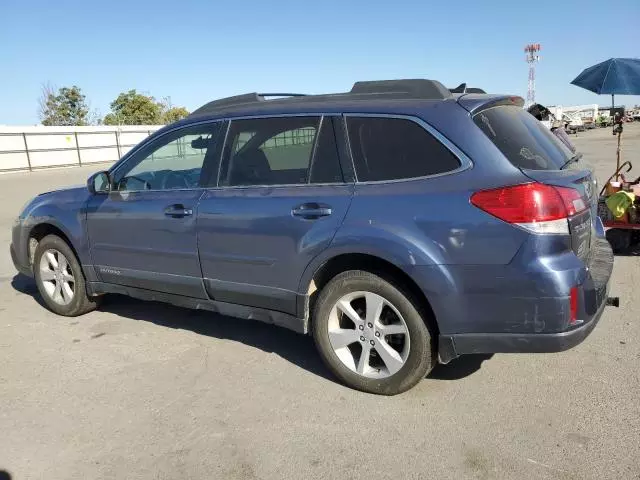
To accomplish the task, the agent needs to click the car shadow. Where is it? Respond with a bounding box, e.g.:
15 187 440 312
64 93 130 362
98 293 335 382
11 274 46 307
613 242 640 256
427 354 494 380
606 231 640 257
12 274 490 385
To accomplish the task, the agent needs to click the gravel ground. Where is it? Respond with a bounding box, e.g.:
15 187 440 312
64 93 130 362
0 124 639 480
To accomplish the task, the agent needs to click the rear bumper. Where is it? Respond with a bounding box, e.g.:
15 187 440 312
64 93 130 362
437 236 614 362
440 295 606 358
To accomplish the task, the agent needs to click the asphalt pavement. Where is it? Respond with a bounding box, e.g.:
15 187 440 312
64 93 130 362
0 124 639 480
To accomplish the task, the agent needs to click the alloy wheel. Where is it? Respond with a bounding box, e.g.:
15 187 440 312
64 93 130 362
327 291 410 378
39 249 75 305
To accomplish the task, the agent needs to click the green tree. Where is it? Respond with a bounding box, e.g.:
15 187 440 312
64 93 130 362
103 90 190 125
103 90 163 125
38 84 90 126
162 106 189 124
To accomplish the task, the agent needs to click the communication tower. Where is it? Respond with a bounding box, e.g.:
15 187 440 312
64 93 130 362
524 43 541 108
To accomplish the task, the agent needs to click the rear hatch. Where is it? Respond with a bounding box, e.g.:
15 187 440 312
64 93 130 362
471 103 597 263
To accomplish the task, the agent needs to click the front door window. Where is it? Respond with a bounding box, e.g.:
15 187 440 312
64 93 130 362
114 123 221 191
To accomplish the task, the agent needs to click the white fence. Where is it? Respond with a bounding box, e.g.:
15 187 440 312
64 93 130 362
0 125 164 172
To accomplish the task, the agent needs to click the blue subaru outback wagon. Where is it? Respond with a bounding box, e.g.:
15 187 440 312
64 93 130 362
11 79 615 395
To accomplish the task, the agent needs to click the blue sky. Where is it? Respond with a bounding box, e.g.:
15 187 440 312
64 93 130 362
1 0 639 125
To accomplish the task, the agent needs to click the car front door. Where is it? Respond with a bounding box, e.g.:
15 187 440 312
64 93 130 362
196 115 354 316
86 121 223 298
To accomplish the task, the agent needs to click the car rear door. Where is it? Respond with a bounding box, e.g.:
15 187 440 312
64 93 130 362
196 115 353 316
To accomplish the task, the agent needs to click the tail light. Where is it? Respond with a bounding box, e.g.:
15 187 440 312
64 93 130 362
470 183 587 234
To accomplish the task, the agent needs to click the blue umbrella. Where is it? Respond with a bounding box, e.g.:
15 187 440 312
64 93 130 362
571 58 640 177
571 57 640 111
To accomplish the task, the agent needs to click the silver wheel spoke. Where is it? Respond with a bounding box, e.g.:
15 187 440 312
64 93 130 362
375 340 404 375
42 279 56 297
365 292 385 325
336 298 362 324
61 282 74 302
45 251 58 269
40 269 56 281
52 281 63 303
58 255 68 274
357 344 371 374
378 323 407 336
328 329 359 349
334 348 357 372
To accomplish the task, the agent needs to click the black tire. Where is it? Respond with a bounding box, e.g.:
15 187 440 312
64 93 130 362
33 234 99 316
606 229 632 254
312 270 435 395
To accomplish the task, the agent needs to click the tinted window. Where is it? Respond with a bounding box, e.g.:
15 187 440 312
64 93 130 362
115 123 220 191
473 105 573 170
346 117 461 182
261 126 316 170
309 117 343 184
233 131 256 153
221 117 320 186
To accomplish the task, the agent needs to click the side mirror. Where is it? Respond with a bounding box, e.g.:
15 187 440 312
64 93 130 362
87 171 111 194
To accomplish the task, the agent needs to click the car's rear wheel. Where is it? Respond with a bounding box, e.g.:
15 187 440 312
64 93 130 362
33 235 99 316
312 270 435 395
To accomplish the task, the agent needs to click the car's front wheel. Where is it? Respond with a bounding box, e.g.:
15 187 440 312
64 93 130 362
33 234 99 316
312 270 435 395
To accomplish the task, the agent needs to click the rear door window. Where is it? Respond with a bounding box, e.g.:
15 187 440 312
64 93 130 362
220 116 320 186
346 117 461 182
473 105 574 170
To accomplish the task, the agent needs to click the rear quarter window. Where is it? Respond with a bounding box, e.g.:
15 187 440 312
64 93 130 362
346 117 461 182
473 105 574 170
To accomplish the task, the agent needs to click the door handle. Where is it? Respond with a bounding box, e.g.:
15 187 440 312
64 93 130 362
292 203 332 219
164 204 193 217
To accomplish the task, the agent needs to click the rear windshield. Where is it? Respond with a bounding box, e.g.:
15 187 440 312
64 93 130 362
473 105 573 170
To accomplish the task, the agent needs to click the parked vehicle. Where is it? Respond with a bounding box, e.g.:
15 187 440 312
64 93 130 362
11 79 617 395
563 113 586 133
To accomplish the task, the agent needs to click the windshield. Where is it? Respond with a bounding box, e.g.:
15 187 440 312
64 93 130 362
473 105 574 170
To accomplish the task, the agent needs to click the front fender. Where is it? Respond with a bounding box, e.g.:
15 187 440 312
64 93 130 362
22 189 90 266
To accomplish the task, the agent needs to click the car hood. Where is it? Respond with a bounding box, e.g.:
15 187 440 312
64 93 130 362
37 184 86 197
20 185 90 220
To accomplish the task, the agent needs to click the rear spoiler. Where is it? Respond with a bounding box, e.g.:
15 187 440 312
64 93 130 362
449 83 487 94
457 94 525 114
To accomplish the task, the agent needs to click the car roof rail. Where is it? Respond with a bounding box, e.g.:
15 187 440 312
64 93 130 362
189 79 456 118
190 92 308 116
259 93 308 98
449 82 487 94
349 79 452 99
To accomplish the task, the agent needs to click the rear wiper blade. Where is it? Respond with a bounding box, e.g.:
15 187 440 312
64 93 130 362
560 152 583 170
